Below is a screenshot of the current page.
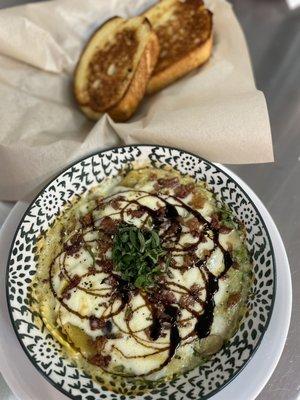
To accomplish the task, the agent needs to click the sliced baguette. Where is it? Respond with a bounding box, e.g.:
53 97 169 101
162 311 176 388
74 16 159 121
144 0 213 94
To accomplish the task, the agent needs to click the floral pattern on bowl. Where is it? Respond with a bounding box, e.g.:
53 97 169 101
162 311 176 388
6 145 275 400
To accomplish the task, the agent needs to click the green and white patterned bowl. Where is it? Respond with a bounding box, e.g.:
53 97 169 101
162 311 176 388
6 145 275 400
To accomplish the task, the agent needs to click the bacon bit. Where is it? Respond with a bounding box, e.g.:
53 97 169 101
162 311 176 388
42 278 49 283
174 185 188 198
174 183 194 198
89 354 111 368
98 238 112 253
185 217 200 236
157 177 179 188
156 206 166 221
94 336 107 352
159 290 176 305
179 294 195 308
190 284 202 300
64 233 83 255
81 212 93 227
202 249 211 257
219 225 233 234
153 308 165 323
148 290 177 314
210 213 221 230
88 266 97 275
127 208 145 218
183 253 197 268
147 292 163 309
227 293 241 308
61 275 81 298
89 316 106 330
71 233 82 245
201 235 208 244
169 258 177 268
96 197 104 208
190 193 205 209
165 221 181 237
100 216 118 235
100 259 113 273
149 172 157 181
110 196 124 210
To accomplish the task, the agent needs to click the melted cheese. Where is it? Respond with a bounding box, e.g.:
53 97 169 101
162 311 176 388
37 167 252 383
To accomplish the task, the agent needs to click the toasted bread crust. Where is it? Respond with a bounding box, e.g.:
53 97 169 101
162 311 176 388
147 33 212 94
74 17 124 111
74 16 157 120
108 31 159 121
79 105 102 120
145 0 213 93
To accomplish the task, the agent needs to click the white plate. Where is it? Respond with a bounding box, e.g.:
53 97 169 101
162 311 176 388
0 165 292 400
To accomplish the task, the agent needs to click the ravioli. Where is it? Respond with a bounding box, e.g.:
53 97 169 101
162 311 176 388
36 167 252 382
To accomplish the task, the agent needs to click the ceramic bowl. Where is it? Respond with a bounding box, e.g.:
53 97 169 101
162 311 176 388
6 145 275 400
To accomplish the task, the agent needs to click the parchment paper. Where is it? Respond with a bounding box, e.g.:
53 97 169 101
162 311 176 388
0 0 273 201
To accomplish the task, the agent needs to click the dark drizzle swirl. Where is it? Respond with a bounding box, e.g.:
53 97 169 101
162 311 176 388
49 187 233 375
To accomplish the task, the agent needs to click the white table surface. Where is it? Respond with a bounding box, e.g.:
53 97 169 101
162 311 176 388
0 0 299 399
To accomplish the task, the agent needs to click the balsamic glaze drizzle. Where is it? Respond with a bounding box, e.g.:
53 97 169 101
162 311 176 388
49 187 233 374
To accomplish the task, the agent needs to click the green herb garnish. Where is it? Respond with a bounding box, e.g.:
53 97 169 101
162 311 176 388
218 203 237 229
233 245 250 264
112 224 165 289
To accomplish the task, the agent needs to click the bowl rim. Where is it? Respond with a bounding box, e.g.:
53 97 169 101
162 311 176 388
6 144 276 400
